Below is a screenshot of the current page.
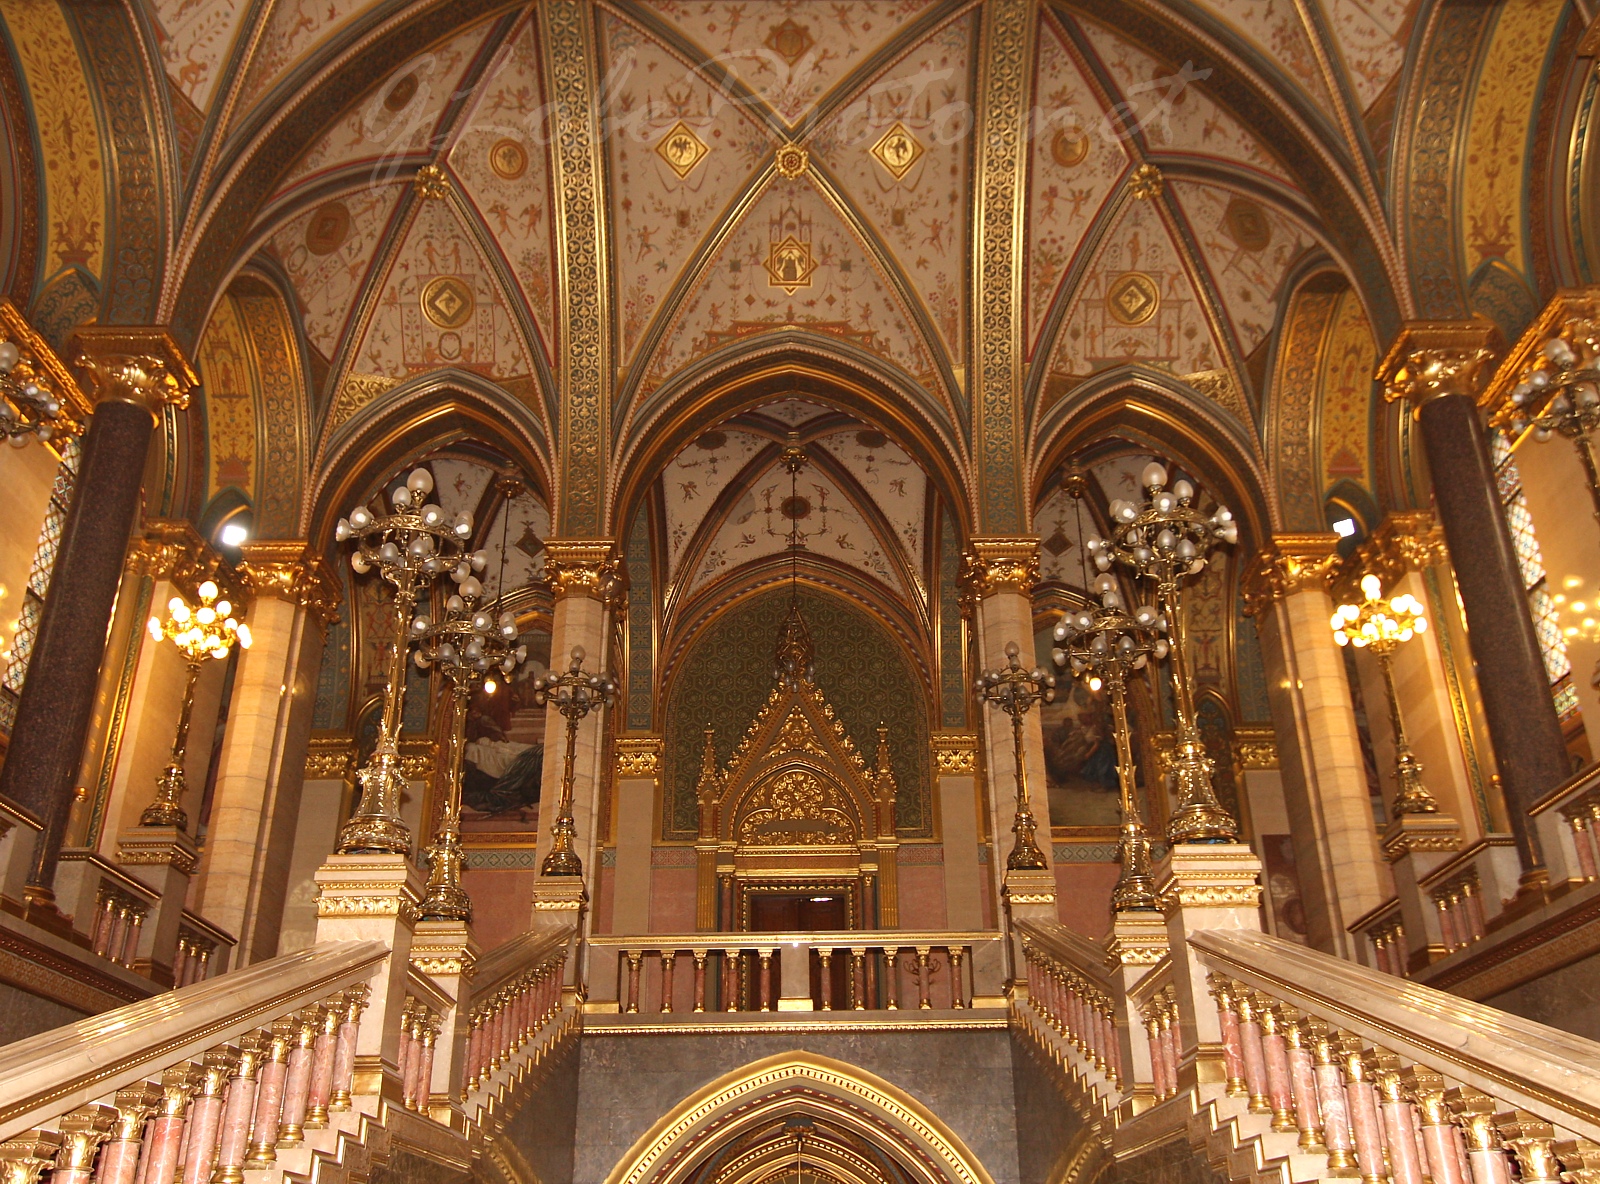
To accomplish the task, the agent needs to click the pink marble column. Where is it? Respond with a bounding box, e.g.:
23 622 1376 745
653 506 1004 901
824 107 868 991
1377 1070 1425 1184
1214 983 1247 1097
140 1068 197 1184
1159 1006 1180 1096
661 951 676 1014
1311 1027 1359 1177
1342 1050 1386 1184
1438 898 1461 951
1237 992 1271 1113
1283 1017 1326 1151
466 1014 485 1086
304 1005 341 1130
723 950 739 1012
1259 1007 1296 1133
277 1008 320 1145
329 989 366 1112
1571 816 1598 879
179 1050 233 1184
625 952 642 1014
759 951 773 1011
884 950 899 1011
693 953 707 1012
211 1037 264 1184
397 1015 419 1108
1452 1097 1514 1184
94 1087 157 1184
244 1022 293 1168
416 1029 437 1112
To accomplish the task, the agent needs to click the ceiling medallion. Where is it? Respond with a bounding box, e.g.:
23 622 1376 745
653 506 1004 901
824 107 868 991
656 121 710 179
414 164 451 201
774 143 809 179
384 72 418 112
765 236 817 292
1127 162 1164 201
304 201 350 256
765 18 814 65
1224 197 1272 252
1106 272 1160 326
870 122 924 180
1050 127 1089 167
489 139 527 180
420 276 475 329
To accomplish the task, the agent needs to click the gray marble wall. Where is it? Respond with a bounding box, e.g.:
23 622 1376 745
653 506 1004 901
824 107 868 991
1010 1033 1088 1182
1486 948 1600 1042
491 1032 582 1184
0 981 87 1046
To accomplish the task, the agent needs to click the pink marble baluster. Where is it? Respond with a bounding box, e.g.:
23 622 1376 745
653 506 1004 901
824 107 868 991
1448 1090 1514 1184
1437 898 1461 951
1310 1026 1360 1178
661 951 676 1014
397 1008 419 1108
1260 1006 1297 1133
329 989 366 1112
211 1036 264 1184
53 1107 115 1184
694 952 708 1013
884 950 900 1011
1571 815 1598 879
466 1012 484 1087
244 1021 294 1168
1213 981 1247 1097
1341 1047 1387 1184
1283 1015 1326 1151
723 950 738 1012
1374 1061 1424 1184
277 1008 320 1144
417 1025 437 1113
759 951 773 1011
625 952 642 1014
180 1049 234 1184
1160 1003 1181 1096
1237 990 1271 1114
304 1005 341 1130
140 1066 197 1184
94 1085 158 1184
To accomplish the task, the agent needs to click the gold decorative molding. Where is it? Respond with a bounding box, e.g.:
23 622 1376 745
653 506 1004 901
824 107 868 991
0 297 91 432
773 143 809 178
1382 812 1463 862
329 373 398 428
1233 726 1279 770
615 736 661 778
1241 533 1341 617
126 519 245 609
1127 162 1164 200
959 536 1040 601
1481 287 1600 426
1330 511 1448 603
398 738 438 781
314 895 418 920
239 541 342 623
305 736 356 781
1378 320 1500 410
544 539 618 601
68 326 196 417
931 733 979 774
114 826 199 875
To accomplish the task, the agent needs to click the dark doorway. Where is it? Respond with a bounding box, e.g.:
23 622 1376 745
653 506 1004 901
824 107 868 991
747 893 850 1009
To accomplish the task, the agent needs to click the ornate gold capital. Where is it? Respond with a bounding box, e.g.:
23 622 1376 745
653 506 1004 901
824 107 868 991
68 326 196 417
1378 321 1500 409
1482 287 1600 426
931 733 978 774
127 520 245 609
1330 511 1447 603
958 536 1040 601
1241 533 1341 616
544 539 619 601
305 736 356 781
615 736 662 778
239 541 342 623
0 297 91 433
1234 725 1279 770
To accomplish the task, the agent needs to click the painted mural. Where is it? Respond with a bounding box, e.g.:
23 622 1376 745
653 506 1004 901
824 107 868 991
460 630 551 840
1039 677 1125 829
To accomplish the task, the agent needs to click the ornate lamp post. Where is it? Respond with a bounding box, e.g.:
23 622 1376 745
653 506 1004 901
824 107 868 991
141 581 251 829
1508 318 1600 524
977 642 1057 871
1086 461 1239 844
1332 573 1438 816
1053 575 1169 909
534 646 618 878
0 336 65 446
412 580 527 921
334 467 477 855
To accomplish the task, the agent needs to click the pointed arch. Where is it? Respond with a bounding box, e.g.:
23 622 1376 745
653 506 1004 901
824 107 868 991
602 1051 998 1184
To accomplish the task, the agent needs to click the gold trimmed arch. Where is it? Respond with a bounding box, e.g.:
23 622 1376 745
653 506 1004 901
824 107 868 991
603 1051 999 1184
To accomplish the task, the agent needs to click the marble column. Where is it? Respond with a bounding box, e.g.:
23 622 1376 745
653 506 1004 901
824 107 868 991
1245 535 1388 958
1382 324 1566 879
532 542 617 903
0 330 195 913
192 543 338 964
932 734 984 930
961 537 1055 976
610 738 660 934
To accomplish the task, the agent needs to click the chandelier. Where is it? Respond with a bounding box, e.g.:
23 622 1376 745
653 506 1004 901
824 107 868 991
0 337 65 446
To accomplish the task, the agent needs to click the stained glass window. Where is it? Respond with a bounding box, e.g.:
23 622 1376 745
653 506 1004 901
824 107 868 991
1490 431 1578 720
0 437 81 733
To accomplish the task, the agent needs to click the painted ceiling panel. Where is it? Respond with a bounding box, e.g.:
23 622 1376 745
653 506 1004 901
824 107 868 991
448 17 559 368
811 11 976 363
342 196 533 381
1321 0 1414 112
149 0 252 114
1076 19 1295 190
1191 0 1335 112
276 22 494 200
266 185 403 362
639 176 937 392
233 0 387 120
480 493 553 596
663 427 772 577
1025 17 1132 355
640 0 943 127
686 458 906 596
600 12 775 366
816 427 928 592
1034 481 1094 588
1170 179 1314 356
1045 196 1226 381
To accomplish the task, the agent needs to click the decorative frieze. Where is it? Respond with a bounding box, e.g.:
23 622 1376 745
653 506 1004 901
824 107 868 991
304 736 356 781
931 733 978 774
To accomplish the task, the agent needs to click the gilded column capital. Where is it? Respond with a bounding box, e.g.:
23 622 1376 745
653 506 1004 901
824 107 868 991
239 541 342 624
68 326 196 418
127 519 244 608
931 732 979 774
1233 725 1279 769
615 736 662 778
1241 533 1341 617
304 736 356 781
958 536 1040 601
0 297 91 432
1378 321 1500 410
1481 286 1600 426
544 539 619 602
1331 511 1448 603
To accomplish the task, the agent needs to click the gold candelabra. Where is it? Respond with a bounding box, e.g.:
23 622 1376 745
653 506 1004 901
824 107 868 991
1332 573 1438 815
977 641 1056 871
0 336 64 446
1509 317 1600 525
412 587 527 921
335 466 476 855
533 646 617 878
1053 576 1169 910
142 580 251 829
1088 461 1239 843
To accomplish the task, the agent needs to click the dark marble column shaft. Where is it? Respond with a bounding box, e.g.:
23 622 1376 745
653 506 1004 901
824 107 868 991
0 398 156 901
1416 392 1566 874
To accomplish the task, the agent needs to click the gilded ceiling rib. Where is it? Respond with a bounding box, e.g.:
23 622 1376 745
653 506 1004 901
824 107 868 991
969 0 1038 534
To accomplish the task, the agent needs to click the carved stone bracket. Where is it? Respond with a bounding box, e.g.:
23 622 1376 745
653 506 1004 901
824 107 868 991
1331 511 1449 604
958 536 1040 604
615 736 662 778
544 540 619 602
68 326 197 418
239 541 342 624
931 733 979 774
1378 321 1500 411
1241 533 1342 617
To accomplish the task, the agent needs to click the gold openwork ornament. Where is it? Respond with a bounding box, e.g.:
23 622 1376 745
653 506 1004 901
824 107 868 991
774 143 809 179
616 737 662 778
870 122 924 180
413 163 451 201
1106 272 1160 326
420 276 475 329
655 121 709 178
931 734 978 774
765 235 816 292
489 138 528 180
